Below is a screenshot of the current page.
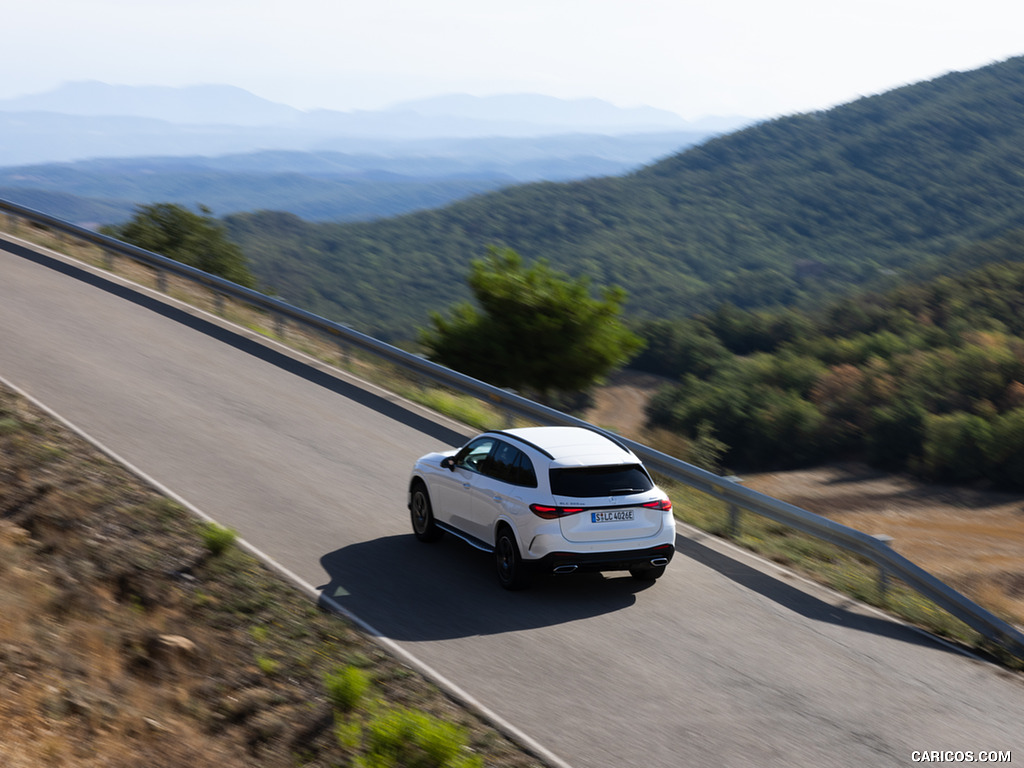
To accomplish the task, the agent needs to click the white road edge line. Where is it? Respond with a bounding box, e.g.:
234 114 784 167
0 379 574 768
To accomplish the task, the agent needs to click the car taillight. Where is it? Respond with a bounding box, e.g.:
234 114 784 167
530 504 587 519
642 499 673 512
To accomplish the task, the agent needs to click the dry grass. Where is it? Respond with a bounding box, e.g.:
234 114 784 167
743 465 1024 627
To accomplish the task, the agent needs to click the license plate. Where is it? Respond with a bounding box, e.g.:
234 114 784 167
591 509 634 523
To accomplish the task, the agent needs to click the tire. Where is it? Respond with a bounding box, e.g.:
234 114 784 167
410 483 443 542
495 527 531 590
629 564 667 581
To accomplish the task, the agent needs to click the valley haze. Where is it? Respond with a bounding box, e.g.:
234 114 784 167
0 82 750 223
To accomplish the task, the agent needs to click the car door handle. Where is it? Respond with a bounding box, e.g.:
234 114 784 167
492 496 502 502
462 482 471 489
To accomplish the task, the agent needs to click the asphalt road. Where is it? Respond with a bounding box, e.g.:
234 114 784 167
2 235 1021 768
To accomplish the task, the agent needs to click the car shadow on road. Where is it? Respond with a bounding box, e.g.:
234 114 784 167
317 533 654 641
674 530 964 655
10 241 469 448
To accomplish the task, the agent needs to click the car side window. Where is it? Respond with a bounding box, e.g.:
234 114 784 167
485 441 538 488
509 448 538 487
455 438 495 473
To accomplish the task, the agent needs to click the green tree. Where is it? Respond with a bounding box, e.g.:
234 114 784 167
984 407 1024 486
421 246 643 400
632 318 730 378
920 411 993 482
104 203 256 287
865 400 927 469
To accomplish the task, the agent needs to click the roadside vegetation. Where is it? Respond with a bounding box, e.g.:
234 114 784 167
0 382 543 767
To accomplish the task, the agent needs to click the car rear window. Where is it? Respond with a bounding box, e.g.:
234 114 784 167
549 465 654 497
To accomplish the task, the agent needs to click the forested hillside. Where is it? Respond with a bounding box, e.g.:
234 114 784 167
639 231 1024 486
227 56 1024 341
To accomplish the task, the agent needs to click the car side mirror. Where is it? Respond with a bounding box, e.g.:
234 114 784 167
441 456 456 471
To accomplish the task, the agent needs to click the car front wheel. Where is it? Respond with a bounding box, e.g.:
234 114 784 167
495 527 531 590
410 484 443 542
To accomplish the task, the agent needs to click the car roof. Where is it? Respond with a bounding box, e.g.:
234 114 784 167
490 426 637 468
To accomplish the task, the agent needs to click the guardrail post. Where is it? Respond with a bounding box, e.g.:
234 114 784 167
103 249 115 270
155 269 168 293
878 568 890 602
274 314 285 339
873 534 894 601
214 292 225 316
336 341 351 368
728 503 741 538
723 476 744 538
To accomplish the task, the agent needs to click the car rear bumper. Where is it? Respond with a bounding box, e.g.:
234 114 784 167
529 543 675 575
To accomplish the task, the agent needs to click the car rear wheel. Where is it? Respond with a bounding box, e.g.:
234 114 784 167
495 527 531 590
629 564 667 581
410 484 443 542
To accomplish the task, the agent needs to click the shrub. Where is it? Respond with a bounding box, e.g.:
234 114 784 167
199 521 238 556
357 707 482 768
865 400 926 469
688 421 728 474
0 416 22 435
256 654 280 676
981 406 1024 486
325 664 370 713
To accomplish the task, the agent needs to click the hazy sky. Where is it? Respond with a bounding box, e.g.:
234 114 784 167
6 0 1024 120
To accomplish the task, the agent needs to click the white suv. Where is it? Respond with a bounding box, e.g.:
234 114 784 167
408 426 675 589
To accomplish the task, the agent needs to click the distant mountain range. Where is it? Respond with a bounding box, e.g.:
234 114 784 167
0 82 751 165
0 82 750 223
0 82 301 126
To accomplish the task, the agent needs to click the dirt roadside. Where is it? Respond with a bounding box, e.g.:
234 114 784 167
743 464 1024 624
0 382 544 768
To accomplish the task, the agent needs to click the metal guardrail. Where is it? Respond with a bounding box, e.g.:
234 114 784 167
3 196 1023 662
